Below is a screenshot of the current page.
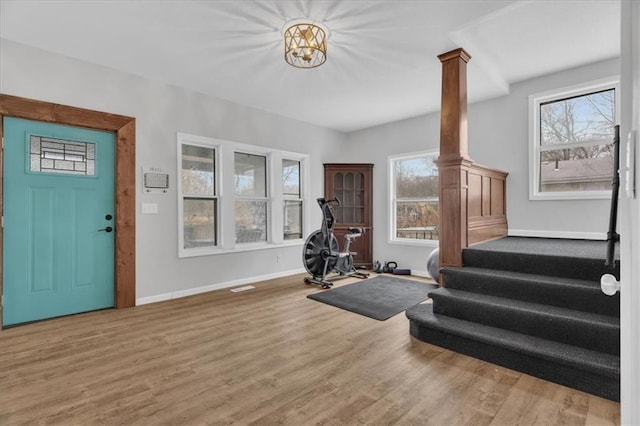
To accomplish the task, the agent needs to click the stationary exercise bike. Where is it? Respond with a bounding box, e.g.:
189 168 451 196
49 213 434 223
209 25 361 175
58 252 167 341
303 197 369 288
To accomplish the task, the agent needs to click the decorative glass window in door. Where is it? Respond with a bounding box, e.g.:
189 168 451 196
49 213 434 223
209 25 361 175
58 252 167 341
29 135 95 176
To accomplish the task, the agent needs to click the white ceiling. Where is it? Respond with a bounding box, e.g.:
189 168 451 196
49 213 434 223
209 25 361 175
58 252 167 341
0 0 621 133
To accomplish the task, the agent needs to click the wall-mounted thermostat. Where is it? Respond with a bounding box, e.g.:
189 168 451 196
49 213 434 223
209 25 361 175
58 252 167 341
143 166 169 194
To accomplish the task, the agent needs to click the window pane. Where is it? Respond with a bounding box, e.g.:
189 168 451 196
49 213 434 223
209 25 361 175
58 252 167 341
30 135 95 176
394 157 438 198
540 146 613 192
284 200 302 240
283 159 300 196
395 200 438 240
235 200 267 243
182 144 215 196
235 152 266 197
184 198 216 248
540 89 615 146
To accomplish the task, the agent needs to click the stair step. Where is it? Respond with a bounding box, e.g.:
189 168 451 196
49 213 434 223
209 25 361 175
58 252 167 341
441 267 620 317
406 303 620 401
462 239 619 281
429 288 620 355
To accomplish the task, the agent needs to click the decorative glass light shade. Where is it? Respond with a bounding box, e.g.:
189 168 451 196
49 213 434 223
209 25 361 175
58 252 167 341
283 22 327 69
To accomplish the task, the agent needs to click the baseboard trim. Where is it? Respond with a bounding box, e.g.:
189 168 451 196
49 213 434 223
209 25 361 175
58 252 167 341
410 270 431 279
136 268 306 306
508 229 607 241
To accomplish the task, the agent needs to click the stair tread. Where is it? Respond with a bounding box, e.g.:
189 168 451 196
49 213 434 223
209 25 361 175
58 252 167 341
441 266 620 318
406 303 620 377
444 266 603 289
464 237 619 261
430 288 620 327
461 238 620 282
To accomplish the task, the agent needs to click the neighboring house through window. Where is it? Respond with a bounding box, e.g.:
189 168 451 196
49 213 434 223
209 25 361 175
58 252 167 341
389 151 439 244
177 133 308 257
529 78 619 200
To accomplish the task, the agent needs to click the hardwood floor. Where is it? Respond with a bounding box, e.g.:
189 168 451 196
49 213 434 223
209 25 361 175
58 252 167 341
0 273 620 425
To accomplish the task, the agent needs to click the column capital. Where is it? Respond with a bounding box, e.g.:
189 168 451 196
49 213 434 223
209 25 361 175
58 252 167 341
438 47 472 64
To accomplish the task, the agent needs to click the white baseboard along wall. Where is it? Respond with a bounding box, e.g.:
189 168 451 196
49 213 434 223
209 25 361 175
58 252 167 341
136 268 306 306
508 229 606 241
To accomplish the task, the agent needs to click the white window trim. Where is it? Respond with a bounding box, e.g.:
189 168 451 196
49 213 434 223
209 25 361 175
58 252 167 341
528 77 620 201
177 132 310 258
388 149 439 246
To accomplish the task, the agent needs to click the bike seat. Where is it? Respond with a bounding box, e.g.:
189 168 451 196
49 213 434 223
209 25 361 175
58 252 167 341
347 227 364 234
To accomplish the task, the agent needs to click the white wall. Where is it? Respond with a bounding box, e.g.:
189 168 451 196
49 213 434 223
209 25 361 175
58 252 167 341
468 57 619 238
0 39 347 302
346 57 620 275
344 114 441 276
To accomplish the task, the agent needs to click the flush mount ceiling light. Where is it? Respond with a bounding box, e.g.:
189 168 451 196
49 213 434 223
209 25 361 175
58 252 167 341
283 19 329 69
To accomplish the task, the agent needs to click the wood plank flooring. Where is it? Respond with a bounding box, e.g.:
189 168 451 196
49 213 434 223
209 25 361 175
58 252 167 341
0 273 620 425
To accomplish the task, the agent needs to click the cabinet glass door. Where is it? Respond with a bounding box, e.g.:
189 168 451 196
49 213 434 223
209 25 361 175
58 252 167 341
332 171 366 225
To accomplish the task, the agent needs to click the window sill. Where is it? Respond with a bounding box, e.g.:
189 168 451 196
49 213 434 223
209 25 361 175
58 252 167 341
179 239 304 258
529 191 611 201
388 238 439 247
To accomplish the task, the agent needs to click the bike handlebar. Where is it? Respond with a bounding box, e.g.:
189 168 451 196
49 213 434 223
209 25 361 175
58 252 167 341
317 197 341 207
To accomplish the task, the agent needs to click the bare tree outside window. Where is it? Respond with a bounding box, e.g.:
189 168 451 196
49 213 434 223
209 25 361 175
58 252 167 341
182 144 217 248
539 88 615 193
392 154 439 241
283 159 302 240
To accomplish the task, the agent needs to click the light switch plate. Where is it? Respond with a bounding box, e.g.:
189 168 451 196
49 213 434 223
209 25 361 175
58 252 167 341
141 203 158 214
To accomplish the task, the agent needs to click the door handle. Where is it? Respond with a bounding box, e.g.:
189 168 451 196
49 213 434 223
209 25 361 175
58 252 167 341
98 226 113 233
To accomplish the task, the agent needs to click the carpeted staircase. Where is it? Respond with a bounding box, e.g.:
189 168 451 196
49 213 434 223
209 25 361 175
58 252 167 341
406 237 620 401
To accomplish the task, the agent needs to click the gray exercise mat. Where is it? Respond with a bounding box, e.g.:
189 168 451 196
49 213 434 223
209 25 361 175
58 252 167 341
307 275 438 321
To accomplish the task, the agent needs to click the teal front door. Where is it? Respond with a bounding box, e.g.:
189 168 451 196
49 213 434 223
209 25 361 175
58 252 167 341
3 117 115 326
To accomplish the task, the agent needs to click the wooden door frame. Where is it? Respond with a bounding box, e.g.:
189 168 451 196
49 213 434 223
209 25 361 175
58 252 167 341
0 94 136 329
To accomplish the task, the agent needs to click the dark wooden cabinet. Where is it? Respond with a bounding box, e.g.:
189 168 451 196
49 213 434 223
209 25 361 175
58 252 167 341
324 163 373 269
